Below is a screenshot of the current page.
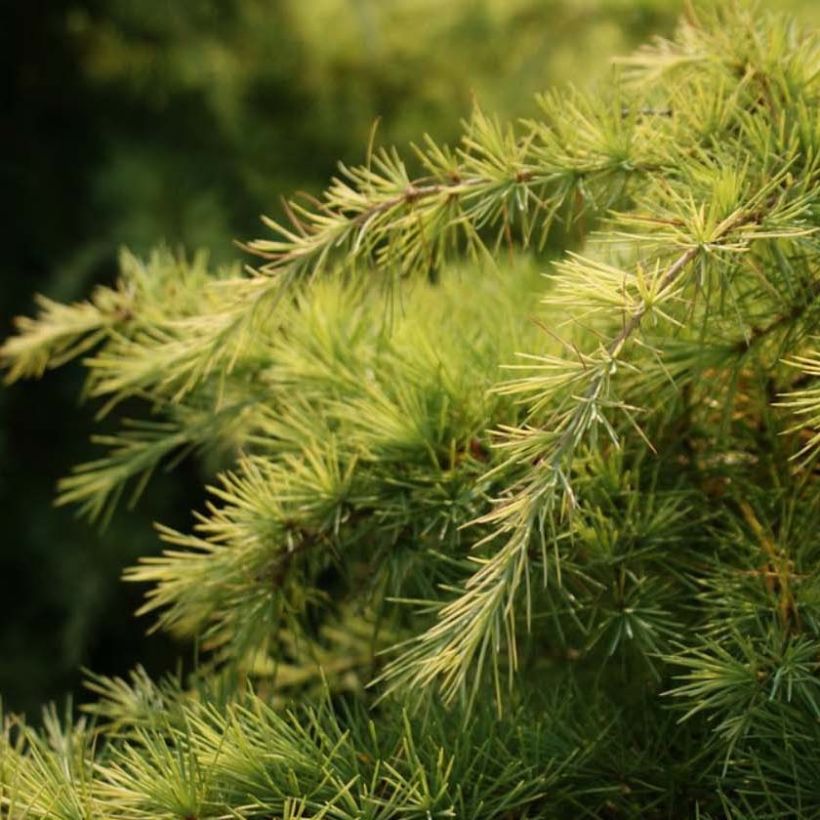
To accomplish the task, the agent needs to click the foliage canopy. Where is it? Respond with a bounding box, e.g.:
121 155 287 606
3 4 820 817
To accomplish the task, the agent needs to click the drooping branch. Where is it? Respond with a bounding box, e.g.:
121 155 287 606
382 170 815 704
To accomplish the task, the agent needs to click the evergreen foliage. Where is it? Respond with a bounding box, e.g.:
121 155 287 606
1 0 683 713
3 4 820 816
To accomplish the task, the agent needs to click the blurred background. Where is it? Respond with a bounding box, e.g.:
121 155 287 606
2 0 816 717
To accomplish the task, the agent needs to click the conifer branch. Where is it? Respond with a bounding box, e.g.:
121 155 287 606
383 166 816 704
2 6 820 815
